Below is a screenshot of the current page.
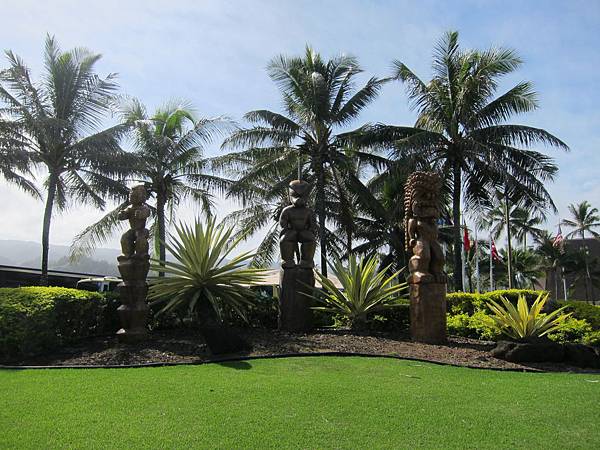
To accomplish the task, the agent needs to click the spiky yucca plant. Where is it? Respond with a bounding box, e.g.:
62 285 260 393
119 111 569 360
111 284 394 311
486 292 570 341
312 255 408 330
148 218 267 323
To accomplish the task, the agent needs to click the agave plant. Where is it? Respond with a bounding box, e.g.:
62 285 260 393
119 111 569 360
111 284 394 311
148 218 267 323
486 293 570 341
312 255 408 330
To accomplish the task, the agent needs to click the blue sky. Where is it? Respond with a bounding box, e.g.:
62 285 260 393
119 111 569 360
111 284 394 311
0 0 598 254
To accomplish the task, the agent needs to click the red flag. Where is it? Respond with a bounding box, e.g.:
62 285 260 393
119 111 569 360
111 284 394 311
463 226 471 252
491 239 501 261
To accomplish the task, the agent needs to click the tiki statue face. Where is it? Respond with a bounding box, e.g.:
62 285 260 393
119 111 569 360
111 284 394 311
129 185 148 205
405 172 441 221
288 180 311 208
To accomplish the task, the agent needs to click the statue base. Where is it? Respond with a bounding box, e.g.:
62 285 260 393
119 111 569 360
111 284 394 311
278 266 314 332
409 279 447 344
116 256 150 343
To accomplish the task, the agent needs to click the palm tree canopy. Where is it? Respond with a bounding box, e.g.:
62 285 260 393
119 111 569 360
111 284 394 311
0 35 130 209
562 201 600 239
219 46 389 273
353 31 568 291
389 30 567 209
70 98 234 260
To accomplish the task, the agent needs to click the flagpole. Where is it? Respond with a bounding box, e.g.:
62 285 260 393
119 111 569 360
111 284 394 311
562 267 567 301
461 222 467 292
475 225 480 293
489 234 493 292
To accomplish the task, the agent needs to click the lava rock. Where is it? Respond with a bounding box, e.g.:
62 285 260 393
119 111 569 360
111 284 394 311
491 340 564 363
563 343 600 369
200 326 252 355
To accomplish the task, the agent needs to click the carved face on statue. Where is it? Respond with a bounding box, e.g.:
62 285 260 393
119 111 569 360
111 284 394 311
288 180 311 208
412 189 439 220
129 185 148 205
405 172 441 221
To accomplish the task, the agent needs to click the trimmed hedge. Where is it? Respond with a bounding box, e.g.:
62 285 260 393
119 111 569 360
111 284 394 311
446 289 546 316
556 300 600 329
445 289 600 344
447 311 501 341
0 287 107 359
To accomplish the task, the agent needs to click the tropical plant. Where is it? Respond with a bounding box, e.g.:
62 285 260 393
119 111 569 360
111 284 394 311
562 201 600 239
0 35 130 284
493 248 543 290
220 46 389 276
0 123 39 197
480 199 544 249
70 99 233 273
147 217 267 323
366 31 567 290
311 254 408 329
348 168 409 273
535 230 570 300
486 292 570 341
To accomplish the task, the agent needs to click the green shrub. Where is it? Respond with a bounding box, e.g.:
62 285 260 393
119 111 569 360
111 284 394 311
547 317 593 344
446 311 501 340
469 311 502 341
556 301 600 330
484 289 544 306
0 287 106 359
583 331 600 347
486 293 569 341
446 293 485 315
366 301 410 333
223 289 279 329
447 313 472 337
446 290 546 316
312 255 408 330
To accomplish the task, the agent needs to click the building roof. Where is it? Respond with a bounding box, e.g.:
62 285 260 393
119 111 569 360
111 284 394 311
258 269 343 289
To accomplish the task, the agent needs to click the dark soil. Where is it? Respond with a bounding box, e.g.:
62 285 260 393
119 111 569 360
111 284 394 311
4 328 600 373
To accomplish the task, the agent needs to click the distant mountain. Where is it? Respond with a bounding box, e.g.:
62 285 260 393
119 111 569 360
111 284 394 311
0 239 120 275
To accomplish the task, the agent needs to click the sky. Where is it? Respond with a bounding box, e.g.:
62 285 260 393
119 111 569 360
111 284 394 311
0 0 598 257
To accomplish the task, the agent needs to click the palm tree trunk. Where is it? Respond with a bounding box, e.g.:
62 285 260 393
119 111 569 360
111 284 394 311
156 191 167 277
316 161 328 277
504 191 513 289
40 174 58 286
452 161 463 291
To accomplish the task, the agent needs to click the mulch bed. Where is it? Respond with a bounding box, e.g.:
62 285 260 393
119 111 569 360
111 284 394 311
3 328 599 373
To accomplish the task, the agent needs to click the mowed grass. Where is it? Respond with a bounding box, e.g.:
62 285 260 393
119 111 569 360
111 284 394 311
1 357 599 449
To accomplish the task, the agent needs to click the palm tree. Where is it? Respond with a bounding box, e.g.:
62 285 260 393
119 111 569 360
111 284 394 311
496 248 543 289
221 46 388 276
0 36 130 284
369 31 568 291
71 99 233 273
535 231 569 301
480 198 544 246
562 201 600 239
0 122 39 197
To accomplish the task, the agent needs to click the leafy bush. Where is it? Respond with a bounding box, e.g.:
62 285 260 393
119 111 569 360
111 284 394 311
446 293 485 315
556 301 600 330
447 313 471 337
486 292 569 341
583 331 600 347
485 289 545 306
447 311 501 340
360 301 410 333
148 218 267 324
0 287 105 359
547 317 593 344
446 290 547 316
312 255 408 330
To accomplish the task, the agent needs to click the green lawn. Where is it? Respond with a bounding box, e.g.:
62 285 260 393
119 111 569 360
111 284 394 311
1 357 599 449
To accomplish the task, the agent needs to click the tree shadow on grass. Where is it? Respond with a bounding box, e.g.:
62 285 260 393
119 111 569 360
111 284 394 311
216 360 253 370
